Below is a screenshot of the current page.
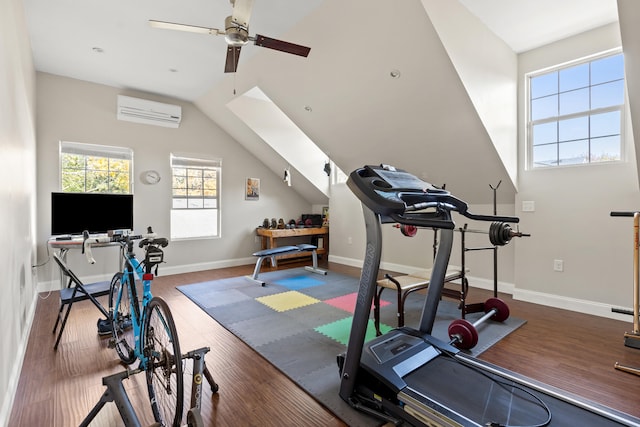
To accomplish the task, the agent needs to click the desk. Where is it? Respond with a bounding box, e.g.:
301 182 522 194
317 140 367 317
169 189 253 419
255 227 328 265
48 237 123 287
49 236 121 263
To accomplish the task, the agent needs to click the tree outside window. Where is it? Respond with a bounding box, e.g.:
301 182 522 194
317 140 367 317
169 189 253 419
170 153 221 239
60 141 133 193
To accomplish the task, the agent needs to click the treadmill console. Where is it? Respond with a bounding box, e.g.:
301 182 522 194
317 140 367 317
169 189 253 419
347 164 519 227
362 329 441 393
347 164 449 217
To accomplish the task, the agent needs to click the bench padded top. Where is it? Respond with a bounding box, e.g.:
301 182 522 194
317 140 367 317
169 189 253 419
252 244 318 257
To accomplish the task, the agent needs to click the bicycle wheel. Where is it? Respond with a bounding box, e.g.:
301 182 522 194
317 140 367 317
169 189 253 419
144 297 184 427
109 272 136 365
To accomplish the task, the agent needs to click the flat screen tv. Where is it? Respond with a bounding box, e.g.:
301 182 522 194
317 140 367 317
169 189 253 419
51 192 134 236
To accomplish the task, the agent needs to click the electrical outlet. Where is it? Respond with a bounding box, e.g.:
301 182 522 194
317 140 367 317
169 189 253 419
347 236 353 245
553 259 564 272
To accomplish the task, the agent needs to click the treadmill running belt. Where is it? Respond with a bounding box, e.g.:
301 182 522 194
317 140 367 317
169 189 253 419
402 356 629 426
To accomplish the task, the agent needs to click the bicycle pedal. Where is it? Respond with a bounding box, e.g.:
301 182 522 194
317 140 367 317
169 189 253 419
108 339 116 349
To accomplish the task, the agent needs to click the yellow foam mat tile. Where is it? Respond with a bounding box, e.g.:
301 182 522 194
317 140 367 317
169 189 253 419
256 291 320 312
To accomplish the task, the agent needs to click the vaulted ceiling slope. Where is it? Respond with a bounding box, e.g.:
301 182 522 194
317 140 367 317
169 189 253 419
195 0 515 204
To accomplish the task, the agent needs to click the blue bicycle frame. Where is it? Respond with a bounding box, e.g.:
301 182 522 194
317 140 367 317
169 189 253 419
117 249 153 367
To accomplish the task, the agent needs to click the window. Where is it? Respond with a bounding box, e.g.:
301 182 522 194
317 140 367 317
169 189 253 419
527 51 625 168
170 153 221 239
60 141 133 193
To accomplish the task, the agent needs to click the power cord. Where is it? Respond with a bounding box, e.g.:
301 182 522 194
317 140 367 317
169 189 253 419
439 354 552 427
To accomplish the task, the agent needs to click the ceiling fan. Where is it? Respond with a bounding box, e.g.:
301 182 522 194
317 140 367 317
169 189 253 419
149 0 311 73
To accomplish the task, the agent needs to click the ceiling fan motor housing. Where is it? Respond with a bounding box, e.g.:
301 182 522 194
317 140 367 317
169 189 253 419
224 15 249 46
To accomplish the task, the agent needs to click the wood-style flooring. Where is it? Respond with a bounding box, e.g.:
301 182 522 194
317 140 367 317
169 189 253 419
8 259 640 426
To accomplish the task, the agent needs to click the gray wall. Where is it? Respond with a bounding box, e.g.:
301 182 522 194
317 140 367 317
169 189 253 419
0 0 38 424
35 73 313 286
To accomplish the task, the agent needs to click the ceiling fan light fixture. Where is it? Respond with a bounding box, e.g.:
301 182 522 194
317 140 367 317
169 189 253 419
224 16 249 46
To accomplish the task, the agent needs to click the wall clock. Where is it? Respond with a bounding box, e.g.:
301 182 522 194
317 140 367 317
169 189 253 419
142 170 161 185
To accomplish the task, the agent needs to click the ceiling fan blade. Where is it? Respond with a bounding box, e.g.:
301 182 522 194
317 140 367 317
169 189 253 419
149 20 222 36
254 35 311 57
230 0 255 28
224 45 242 73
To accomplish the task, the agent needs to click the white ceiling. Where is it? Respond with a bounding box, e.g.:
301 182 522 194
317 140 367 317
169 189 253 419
458 0 618 53
23 0 618 102
21 0 621 205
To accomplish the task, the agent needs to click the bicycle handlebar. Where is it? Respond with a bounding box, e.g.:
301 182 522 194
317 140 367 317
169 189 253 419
82 227 168 264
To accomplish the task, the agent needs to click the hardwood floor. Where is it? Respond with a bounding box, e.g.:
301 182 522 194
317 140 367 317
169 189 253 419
9 260 640 426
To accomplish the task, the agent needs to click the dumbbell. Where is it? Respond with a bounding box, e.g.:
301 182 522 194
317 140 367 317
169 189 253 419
448 297 510 349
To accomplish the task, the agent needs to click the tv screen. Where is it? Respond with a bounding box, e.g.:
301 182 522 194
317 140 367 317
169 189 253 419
51 192 134 236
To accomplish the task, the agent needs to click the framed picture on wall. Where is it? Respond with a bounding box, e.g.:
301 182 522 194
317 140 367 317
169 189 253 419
246 178 260 201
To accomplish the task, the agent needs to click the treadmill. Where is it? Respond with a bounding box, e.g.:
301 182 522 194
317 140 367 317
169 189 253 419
338 164 640 427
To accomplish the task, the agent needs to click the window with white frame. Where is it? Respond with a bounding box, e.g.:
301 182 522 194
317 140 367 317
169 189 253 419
527 51 625 168
170 153 221 239
60 141 133 193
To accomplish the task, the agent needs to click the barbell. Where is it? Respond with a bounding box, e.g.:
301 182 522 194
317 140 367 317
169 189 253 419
393 222 529 246
448 297 510 350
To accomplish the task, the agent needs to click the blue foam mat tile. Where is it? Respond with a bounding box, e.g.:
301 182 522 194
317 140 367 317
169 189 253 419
273 275 326 290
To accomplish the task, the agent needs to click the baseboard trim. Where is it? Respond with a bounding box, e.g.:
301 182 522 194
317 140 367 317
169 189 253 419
328 255 631 322
513 288 633 322
1 293 38 427
38 255 634 323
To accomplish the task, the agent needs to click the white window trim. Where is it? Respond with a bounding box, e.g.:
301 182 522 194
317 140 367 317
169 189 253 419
525 48 625 170
170 153 222 240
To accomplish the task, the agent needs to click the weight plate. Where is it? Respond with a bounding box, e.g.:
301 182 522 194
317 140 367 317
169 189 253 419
484 297 510 322
401 224 418 237
448 319 478 349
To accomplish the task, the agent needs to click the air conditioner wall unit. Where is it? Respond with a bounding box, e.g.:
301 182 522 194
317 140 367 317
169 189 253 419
117 95 182 128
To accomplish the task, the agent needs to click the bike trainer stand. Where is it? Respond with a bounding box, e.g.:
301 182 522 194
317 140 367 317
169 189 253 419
79 347 217 427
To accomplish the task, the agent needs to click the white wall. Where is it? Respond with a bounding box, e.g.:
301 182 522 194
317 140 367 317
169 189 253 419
515 23 640 317
329 23 639 321
35 73 313 286
0 0 38 425
328 0 521 293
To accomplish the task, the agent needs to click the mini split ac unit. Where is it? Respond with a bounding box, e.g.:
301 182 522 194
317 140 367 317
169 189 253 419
117 95 182 128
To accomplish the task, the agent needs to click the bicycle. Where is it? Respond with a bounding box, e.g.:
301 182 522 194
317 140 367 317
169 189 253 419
83 227 184 426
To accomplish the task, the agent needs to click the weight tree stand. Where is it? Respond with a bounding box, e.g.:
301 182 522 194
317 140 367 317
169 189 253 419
610 211 640 377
